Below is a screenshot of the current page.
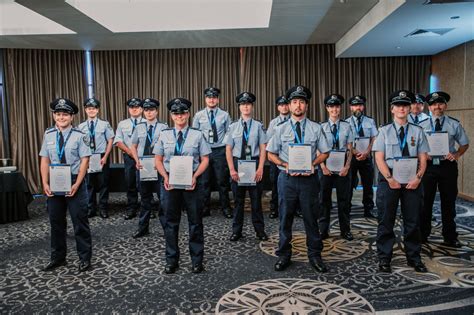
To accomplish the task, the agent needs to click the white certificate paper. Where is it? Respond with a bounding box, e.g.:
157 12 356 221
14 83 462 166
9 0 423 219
238 160 256 186
169 156 193 189
288 144 312 174
355 137 370 153
393 157 418 184
88 153 103 173
427 132 449 157
139 156 158 181
326 150 346 173
49 164 72 195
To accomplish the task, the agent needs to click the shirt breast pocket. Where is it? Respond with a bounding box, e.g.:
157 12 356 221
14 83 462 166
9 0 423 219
385 139 399 159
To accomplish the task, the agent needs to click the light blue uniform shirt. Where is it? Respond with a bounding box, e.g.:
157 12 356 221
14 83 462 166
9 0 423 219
320 119 354 149
223 118 267 158
266 117 331 171
372 122 429 168
77 118 114 154
418 115 469 154
39 126 92 174
408 112 429 125
114 117 144 148
192 107 232 148
345 115 378 138
131 120 168 156
153 127 212 172
267 114 290 140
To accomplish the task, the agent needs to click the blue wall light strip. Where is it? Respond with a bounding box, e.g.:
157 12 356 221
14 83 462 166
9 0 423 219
85 51 94 98
429 74 438 93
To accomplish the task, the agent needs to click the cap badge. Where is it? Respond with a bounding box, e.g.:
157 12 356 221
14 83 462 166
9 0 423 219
399 91 406 98
59 99 66 105
296 86 303 92
432 92 439 98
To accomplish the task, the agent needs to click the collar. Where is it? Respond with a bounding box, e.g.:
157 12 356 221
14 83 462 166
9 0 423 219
241 117 252 123
290 117 306 125
146 119 157 127
174 125 188 133
206 107 219 113
279 114 289 120
352 114 364 120
56 125 72 135
431 113 445 121
329 118 340 125
87 117 98 123
393 120 408 131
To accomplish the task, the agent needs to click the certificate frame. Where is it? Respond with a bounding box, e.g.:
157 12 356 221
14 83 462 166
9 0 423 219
49 164 72 195
392 157 418 184
139 156 158 181
326 150 346 174
288 143 313 174
237 160 257 186
354 137 370 153
169 155 193 189
426 131 449 158
87 153 103 173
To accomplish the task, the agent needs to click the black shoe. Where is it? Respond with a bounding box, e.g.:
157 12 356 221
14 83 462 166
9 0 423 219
191 264 205 274
230 233 242 242
256 232 269 241
78 261 91 272
150 212 157 219
274 259 291 271
164 263 179 274
42 260 66 271
408 261 428 273
443 239 462 248
202 208 211 217
295 210 303 218
269 211 278 219
320 232 329 240
222 208 233 218
99 210 109 219
309 257 328 273
341 231 354 241
132 229 149 239
378 260 391 273
124 212 136 220
364 211 375 219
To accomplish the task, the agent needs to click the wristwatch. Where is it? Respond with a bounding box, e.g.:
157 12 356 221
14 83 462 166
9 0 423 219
386 174 392 179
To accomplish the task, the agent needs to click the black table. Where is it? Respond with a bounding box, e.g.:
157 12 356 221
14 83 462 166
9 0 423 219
0 171 32 224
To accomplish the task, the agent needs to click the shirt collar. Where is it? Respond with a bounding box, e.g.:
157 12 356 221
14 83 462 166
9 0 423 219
57 125 72 135
290 116 306 125
279 114 289 121
329 118 340 125
393 120 408 131
146 119 157 127
88 117 98 123
174 125 188 133
430 113 445 120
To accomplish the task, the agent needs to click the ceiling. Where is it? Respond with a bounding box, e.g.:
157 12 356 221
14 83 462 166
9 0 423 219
0 0 472 57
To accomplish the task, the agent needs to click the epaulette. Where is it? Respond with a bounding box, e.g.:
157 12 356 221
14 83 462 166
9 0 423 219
448 116 459 122
340 120 350 124
189 127 200 131
277 119 290 126
46 127 56 133
380 122 391 128
230 119 239 125
72 128 84 134
364 115 374 119
418 118 429 124
162 128 172 131
138 121 147 125
408 122 423 129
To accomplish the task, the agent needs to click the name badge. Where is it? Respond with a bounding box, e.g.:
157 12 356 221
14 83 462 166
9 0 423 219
245 145 252 160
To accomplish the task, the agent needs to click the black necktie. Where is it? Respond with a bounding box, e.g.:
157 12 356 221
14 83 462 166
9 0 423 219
210 110 218 143
399 126 409 157
414 115 419 124
241 121 248 159
331 123 339 149
59 131 67 164
174 131 183 155
295 121 302 143
435 118 442 131
144 125 153 155
89 120 96 150
357 117 364 137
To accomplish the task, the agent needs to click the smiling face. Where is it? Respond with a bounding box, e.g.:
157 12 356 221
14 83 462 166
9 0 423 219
429 102 447 117
326 104 341 120
391 104 410 120
350 104 364 117
85 106 99 119
53 111 74 128
205 96 219 108
289 98 307 117
277 103 289 115
171 112 190 127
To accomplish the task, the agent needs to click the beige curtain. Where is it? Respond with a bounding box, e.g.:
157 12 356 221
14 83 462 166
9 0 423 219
92 48 241 163
241 44 431 126
4 49 86 192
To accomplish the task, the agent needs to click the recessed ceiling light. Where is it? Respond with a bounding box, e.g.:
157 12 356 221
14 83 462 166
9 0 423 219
396 46 401 49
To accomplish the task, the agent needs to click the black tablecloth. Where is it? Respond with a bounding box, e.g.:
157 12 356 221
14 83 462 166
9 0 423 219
0 171 32 224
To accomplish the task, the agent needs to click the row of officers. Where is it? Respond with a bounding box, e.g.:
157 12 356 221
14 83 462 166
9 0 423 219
39 86 469 275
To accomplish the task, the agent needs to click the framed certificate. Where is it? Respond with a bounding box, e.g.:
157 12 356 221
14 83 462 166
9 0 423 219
238 160 257 186
169 156 193 189
354 137 370 153
326 150 346 173
88 153 102 173
288 144 312 174
49 164 72 195
393 157 418 184
139 156 158 181
426 131 449 157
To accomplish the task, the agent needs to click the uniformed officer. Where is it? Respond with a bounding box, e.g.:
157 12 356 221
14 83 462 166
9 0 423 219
130 98 168 238
155 98 211 274
224 92 268 242
318 94 354 241
114 98 144 220
192 87 233 218
408 94 429 125
419 91 469 247
267 85 331 273
346 95 378 218
78 98 115 219
39 98 92 272
266 96 290 219
373 90 429 273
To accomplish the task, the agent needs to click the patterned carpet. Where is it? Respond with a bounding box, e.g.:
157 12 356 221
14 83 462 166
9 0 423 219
1 190 474 314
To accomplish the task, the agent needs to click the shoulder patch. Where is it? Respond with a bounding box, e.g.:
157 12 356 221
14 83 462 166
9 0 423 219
83 135 90 146
448 116 460 122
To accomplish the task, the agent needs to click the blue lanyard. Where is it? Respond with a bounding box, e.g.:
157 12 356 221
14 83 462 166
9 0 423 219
393 123 409 153
329 121 340 148
131 117 140 133
290 119 306 144
56 130 72 162
146 123 158 145
88 120 97 138
242 119 253 143
352 116 363 135
429 115 445 132
173 127 189 155
207 108 218 126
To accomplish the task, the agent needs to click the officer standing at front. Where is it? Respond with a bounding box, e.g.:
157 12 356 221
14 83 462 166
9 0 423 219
39 98 92 272
130 98 168 238
318 94 354 241
155 98 211 274
267 85 331 273
114 98 144 220
419 92 469 247
266 96 290 219
345 95 378 218
192 87 233 218
373 90 429 273
408 94 429 125
78 98 114 219
225 92 268 242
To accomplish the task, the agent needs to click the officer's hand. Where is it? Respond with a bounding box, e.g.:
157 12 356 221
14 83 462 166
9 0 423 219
136 162 142 170
300 165 314 176
100 157 107 166
255 168 264 182
355 152 364 161
406 178 421 190
339 166 349 177
322 166 332 176
66 183 79 197
230 169 240 182
387 178 401 189
186 176 197 191
446 152 459 161
43 184 53 197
